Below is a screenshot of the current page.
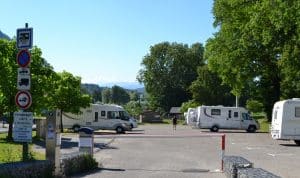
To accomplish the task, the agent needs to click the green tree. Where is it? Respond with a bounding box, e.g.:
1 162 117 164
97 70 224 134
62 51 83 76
49 71 91 132
102 88 111 103
137 42 205 112
124 101 143 118
180 100 199 113
129 91 139 101
111 85 130 105
0 39 18 140
189 65 235 106
206 0 296 120
0 40 58 139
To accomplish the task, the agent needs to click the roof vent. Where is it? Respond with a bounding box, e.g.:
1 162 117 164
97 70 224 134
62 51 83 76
292 98 300 100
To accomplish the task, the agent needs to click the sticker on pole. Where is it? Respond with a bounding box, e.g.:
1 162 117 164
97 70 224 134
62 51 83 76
17 50 31 67
15 91 32 110
16 28 33 49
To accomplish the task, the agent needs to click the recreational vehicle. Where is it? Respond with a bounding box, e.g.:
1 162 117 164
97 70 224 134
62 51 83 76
271 98 300 145
62 104 136 133
194 106 259 132
186 108 198 128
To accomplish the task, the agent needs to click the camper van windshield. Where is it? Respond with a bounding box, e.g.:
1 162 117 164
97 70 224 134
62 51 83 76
119 111 130 120
242 113 252 120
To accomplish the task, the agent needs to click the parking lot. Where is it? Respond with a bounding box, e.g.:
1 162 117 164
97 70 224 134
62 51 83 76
71 124 299 178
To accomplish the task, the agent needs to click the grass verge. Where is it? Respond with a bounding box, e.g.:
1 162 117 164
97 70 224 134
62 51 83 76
0 131 45 163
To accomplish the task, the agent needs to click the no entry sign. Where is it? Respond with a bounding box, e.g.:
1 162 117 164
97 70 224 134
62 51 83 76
15 91 32 110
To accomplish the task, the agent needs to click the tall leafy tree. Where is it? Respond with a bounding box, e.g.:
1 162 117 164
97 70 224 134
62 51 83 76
0 39 18 140
189 65 235 106
111 85 130 105
0 39 58 139
137 42 205 112
205 0 300 120
102 88 111 103
49 71 91 132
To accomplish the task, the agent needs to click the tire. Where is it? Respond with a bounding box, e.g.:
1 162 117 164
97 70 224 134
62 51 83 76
116 126 124 134
247 125 257 133
210 125 219 132
130 124 134 129
294 140 300 146
73 125 80 132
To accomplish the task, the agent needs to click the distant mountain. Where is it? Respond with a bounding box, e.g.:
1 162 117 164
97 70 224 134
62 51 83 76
81 83 105 94
99 82 144 90
0 30 10 40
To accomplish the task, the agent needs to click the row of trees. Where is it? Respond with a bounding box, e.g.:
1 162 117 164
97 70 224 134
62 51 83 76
0 39 91 137
138 0 300 121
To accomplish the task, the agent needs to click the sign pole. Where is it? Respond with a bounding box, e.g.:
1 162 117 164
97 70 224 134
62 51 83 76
23 23 29 161
14 22 33 161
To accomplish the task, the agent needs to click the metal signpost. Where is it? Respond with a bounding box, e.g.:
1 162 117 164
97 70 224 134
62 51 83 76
13 23 33 160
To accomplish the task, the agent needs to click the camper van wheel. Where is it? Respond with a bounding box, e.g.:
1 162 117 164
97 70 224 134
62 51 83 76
73 125 80 132
247 125 256 133
294 140 300 146
210 125 219 132
116 126 124 134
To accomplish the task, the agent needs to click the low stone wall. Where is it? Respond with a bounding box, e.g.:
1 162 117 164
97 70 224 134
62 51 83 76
0 160 53 178
224 156 253 178
224 155 281 178
237 168 281 178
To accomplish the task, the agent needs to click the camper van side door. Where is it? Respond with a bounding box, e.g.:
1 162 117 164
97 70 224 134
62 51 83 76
230 111 242 129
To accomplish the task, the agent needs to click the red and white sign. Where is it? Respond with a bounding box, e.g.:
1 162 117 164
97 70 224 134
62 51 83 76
15 91 32 110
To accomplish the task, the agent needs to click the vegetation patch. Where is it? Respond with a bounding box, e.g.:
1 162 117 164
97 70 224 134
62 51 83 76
61 153 98 176
0 132 45 163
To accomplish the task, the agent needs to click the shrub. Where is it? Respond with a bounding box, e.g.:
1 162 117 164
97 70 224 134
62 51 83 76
246 100 263 113
61 153 98 176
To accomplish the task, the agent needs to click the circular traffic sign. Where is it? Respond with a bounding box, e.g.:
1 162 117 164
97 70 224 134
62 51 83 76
17 49 31 67
15 91 32 110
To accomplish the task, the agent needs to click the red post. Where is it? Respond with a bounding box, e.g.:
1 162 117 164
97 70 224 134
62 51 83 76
221 134 225 171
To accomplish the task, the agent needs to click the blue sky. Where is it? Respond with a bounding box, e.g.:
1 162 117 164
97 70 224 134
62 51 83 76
0 0 215 86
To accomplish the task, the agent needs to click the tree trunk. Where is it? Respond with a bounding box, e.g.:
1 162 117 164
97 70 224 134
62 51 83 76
60 109 64 133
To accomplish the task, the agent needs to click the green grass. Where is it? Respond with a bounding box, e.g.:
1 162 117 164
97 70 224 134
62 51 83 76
0 131 45 163
257 118 270 133
251 112 270 133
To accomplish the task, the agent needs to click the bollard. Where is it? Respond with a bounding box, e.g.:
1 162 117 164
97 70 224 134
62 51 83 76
78 127 94 156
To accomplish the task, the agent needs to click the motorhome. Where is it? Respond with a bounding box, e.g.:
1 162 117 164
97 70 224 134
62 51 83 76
62 104 136 133
193 106 259 132
185 108 198 128
271 98 300 145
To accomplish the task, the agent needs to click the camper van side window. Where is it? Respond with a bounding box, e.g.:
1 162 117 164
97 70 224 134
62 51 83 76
273 110 277 120
211 109 221 116
295 107 300 117
108 111 114 119
101 111 106 117
234 112 238 118
94 112 98 122
108 111 120 119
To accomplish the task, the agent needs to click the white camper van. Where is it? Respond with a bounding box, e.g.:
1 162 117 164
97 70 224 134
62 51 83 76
271 98 300 145
186 108 198 128
194 106 260 132
62 104 135 133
